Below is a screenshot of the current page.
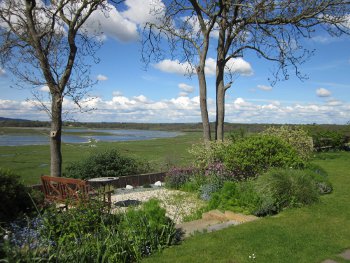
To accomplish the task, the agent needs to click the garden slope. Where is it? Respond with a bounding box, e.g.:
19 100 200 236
144 152 350 263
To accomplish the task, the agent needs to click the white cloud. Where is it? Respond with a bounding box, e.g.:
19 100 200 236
154 57 253 77
316 88 331 97
153 59 195 75
133 95 148 103
85 3 138 42
205 58 216 76
225 57 253 76
40 86 50 92
97 74 108 81
1 94 349 124
0 68 6 76
178 83 194 93
122 0 165 25
179 92 188 97
257 85 272 91
326 99 343 106
112 91 123 97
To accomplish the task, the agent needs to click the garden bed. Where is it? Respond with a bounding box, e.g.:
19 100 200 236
111 187 205 224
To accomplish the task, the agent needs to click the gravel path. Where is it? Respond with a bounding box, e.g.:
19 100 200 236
111 188 205 224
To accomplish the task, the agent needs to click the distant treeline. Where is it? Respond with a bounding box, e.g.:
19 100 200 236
1 117 349 137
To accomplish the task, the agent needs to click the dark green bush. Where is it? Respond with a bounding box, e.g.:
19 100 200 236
313 130 347 151
224 135 305 178
208 181 260 215
0 168 38 223
254 168 320 216
64 149 149 180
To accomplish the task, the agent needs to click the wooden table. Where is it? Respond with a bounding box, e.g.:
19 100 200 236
87 177 118 208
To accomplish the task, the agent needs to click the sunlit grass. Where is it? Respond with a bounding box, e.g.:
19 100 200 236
143 152 350 263
0 132 201 185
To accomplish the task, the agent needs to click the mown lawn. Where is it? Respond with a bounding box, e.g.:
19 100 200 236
143 152 350 263
0 132 201 185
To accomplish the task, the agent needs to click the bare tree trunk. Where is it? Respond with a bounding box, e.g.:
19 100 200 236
215 69 225 141
50 93 63 177
215 12 227 142
197 66 211 141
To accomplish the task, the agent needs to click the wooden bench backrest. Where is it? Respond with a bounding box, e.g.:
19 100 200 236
41 175 91 203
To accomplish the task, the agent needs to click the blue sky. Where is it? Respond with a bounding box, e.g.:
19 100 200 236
0 0 350 124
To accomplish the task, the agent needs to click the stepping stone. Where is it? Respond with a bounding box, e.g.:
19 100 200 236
339 249 350 260
224 211 259 223
202 210 228 221
177 218 222 237
207 220 240 232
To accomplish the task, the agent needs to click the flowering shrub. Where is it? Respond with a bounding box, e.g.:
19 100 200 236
165 166 200 189
188 141 230 169
262 126 314 160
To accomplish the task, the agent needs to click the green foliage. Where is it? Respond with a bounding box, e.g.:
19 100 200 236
188 141 230 169
255 168 320 216
64 149 149 180
208 181 260 215
227 127 247 142
224 135 305 178
3 200 178 262
0 168 39 223
164 167 199 189
312 130 347 151
262 126 314 160
304 163 333 194
40 201 109 244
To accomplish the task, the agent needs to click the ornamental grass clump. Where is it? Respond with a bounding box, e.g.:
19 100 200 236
254 168 320 216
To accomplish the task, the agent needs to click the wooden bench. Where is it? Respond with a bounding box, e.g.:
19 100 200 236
41 175 112 209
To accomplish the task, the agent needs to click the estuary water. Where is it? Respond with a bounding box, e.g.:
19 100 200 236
0 129 180 146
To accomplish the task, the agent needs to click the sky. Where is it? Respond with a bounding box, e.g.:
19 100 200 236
0 0 350 124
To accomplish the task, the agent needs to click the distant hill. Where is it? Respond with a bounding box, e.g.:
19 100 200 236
0 117 50 127
0 117 31 122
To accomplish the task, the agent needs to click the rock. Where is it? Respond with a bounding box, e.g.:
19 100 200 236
154 181 163 187
224 211 258 223
125 185 134 190
202 210 227 221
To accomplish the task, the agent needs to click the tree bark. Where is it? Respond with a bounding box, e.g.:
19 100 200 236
215 68 225 141
197 65 211 142
215 5 227 142
50 92 63 177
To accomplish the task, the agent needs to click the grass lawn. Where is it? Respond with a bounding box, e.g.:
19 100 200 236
143 152 350 263
0 132 202 185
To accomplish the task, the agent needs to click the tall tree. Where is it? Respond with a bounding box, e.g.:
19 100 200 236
0 0 106 176
143 0 222 141
144 0 350 141
213 0 350 141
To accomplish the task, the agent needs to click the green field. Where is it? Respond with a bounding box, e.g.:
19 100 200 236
0 131 201 185
144 152 350 263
